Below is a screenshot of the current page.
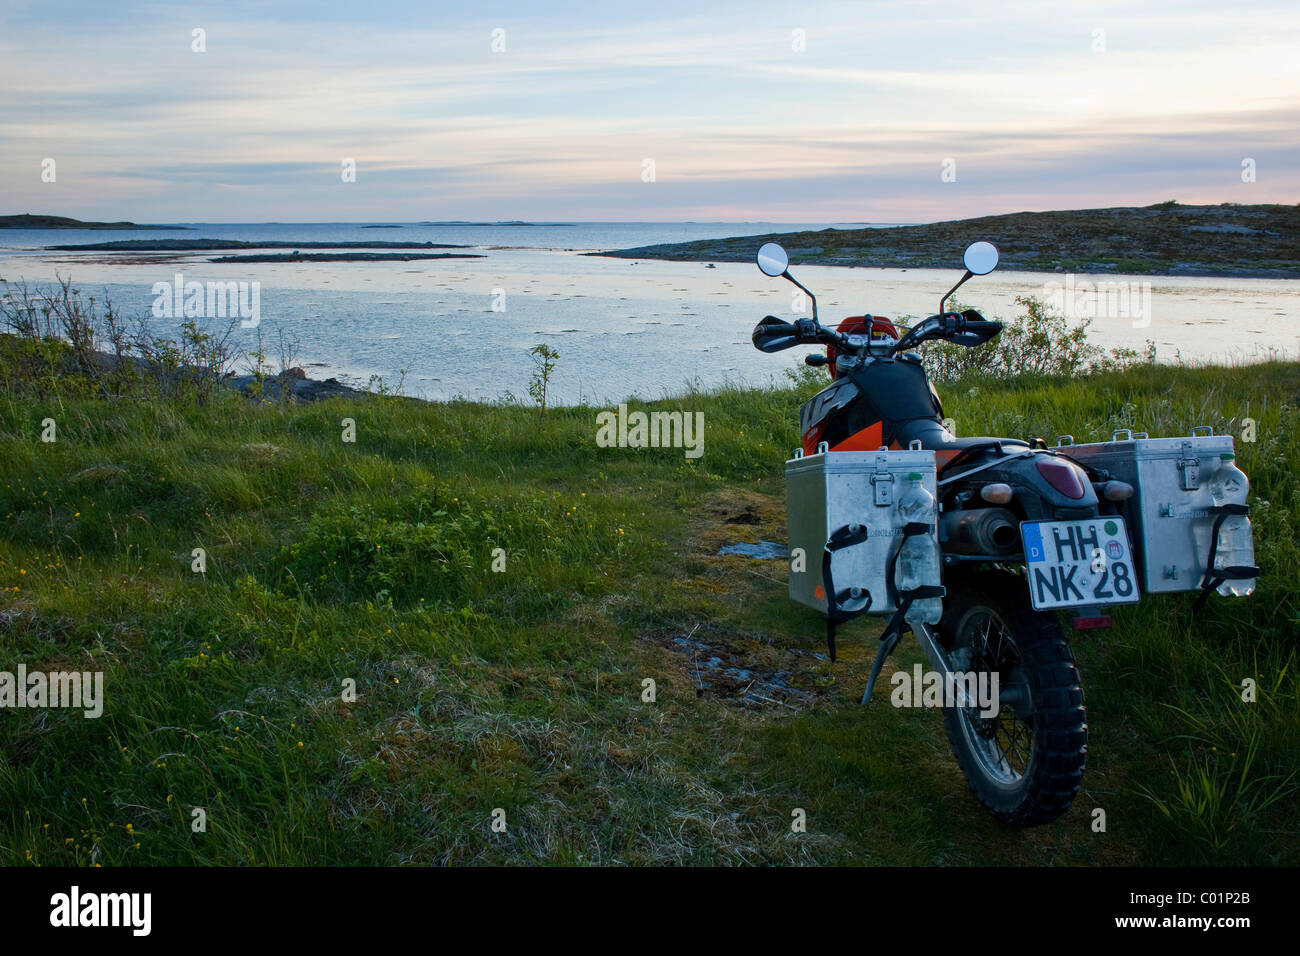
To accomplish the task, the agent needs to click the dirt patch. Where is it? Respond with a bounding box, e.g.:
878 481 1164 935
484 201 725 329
640 623 830 712
724 506 762 525
639 488 839 712
688 488 786 559
0 602 38 634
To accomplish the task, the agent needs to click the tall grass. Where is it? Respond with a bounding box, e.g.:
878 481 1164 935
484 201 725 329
0 281 1296 865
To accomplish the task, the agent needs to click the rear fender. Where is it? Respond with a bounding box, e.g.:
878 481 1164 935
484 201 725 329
951 455 1099 521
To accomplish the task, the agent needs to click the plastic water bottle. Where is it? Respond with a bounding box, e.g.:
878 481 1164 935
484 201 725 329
1210 453 1248 507
897 473 943 625
1209 453 1255 597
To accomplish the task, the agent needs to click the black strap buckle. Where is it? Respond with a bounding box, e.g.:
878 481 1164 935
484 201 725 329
821 524 872 660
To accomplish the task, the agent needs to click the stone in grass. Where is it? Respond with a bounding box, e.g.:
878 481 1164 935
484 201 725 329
717 540 788 560
68 464 128 485
241 442 284 460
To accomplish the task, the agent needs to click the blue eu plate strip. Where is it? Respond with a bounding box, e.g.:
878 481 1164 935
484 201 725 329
1022 523 1045 563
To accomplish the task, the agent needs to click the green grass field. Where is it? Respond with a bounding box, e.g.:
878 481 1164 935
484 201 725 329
1 344 1296 865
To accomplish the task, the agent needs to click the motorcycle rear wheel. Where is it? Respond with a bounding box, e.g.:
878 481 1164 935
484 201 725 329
938 575 1087 825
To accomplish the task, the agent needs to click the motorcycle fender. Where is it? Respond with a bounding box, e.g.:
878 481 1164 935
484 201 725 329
964 463 1099 519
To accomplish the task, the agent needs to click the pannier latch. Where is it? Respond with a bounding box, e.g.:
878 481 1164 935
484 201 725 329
871 473 894 506
1177 441 1201 491
871 457 894 506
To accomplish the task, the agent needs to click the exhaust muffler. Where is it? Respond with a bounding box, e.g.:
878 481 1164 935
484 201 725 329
941 507 1020 555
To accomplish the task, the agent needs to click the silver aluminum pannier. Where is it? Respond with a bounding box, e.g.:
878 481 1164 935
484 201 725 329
785 443 943 626
1057 427 1259 598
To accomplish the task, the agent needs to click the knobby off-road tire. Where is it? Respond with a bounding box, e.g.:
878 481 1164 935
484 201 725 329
938 574 1086 825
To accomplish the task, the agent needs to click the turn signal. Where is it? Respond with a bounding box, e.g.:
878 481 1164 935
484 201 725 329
979 483 1014 504
1101 480 1135 502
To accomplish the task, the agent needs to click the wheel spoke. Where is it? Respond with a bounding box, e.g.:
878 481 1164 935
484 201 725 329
957 606 1034 783
999 718 1021 770
945 589 1084 823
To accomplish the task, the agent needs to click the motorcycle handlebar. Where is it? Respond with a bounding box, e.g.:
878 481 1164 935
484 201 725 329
796 319 848 349
757 310 996 356
818 326 847 345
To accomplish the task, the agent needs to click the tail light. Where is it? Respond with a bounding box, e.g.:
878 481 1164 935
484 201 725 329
1036 458 1086 499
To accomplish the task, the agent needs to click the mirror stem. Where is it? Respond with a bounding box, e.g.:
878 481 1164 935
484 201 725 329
939 270 972 317
783 272 819 325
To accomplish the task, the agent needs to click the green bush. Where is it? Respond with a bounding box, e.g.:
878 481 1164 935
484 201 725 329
278 495 495 607
920 294 1152 382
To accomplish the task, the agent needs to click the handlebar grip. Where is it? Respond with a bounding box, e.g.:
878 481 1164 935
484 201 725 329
795 318 820 342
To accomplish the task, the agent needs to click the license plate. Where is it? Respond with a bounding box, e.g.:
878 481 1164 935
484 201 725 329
1020 518 1140 610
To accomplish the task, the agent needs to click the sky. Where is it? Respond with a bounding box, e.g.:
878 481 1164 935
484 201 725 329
1 0 1297 223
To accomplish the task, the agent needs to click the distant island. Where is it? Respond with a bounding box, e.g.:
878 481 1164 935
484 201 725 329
594 202 1300 278
43 239 467 251
416 221 574 226
0 213 189 230
208 252 484 263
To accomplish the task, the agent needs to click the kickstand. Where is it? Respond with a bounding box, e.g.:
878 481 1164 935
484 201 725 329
861 600 913 705
826 618 837 662
861 628 903 705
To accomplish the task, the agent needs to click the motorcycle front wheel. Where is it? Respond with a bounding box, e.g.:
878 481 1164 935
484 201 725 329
938 574 1087 826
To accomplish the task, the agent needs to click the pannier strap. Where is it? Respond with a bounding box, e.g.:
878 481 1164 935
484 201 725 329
821 523 873 660
819 520 946 662
879 521 945 656
885 521 939 610
1193 503 1261 611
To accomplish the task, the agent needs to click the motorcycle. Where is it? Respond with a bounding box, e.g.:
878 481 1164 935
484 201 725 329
751 240 1257 825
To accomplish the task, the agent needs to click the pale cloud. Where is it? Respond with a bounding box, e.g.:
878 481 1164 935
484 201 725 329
1 0 1296 221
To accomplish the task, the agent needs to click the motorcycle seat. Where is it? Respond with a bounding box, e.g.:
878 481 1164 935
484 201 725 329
895 419 1030 469
929 435 1031 451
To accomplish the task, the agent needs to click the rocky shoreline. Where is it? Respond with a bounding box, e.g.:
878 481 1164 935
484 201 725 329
593 202 1300 279
223 366 379 402
0 214 187 230
1 332 380 404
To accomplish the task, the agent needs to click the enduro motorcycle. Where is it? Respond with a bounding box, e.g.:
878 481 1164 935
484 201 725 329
752 240 1258 825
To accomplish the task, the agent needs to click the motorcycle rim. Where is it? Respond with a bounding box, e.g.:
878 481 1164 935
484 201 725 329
952 605 1034 785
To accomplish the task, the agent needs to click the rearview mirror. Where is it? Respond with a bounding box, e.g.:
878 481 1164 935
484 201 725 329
756 242 789 278
962 241 999 276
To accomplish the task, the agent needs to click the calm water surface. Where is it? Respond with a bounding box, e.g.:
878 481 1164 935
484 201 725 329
1 222 1294 403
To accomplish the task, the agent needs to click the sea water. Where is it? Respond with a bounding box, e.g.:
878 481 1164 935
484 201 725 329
1 222 1294 404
